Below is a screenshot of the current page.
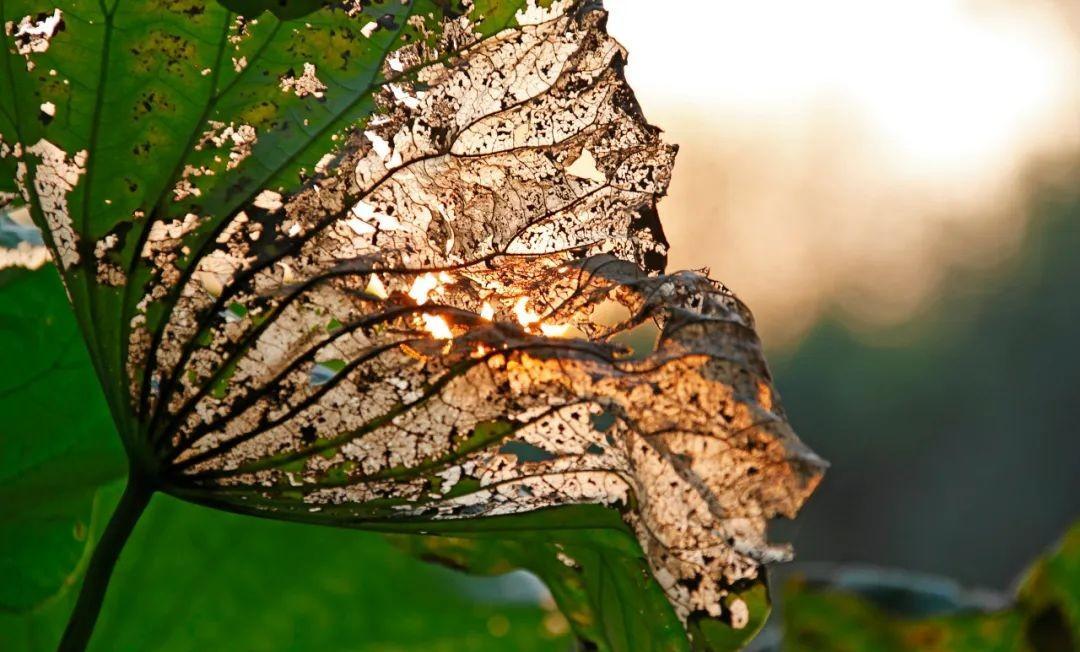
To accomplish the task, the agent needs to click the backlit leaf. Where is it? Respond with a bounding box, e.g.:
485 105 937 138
2 0 825 646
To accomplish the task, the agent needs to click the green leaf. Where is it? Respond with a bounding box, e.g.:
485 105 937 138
390 512 690 652
783 582 1024 652
1015 522 1080 651
689 582 771 652
0 481 573 652
393 524 771 652
781 522 1080 652
0 265 125 612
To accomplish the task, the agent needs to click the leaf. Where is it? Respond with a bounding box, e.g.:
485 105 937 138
0 264 125 612
781 522 1080 652
0 259 564 651
390 510 693 652
2 0 825 646
1 481 574 652
0 263 569 650
783 586 1024 652
0 254 768 650
394 526 771 652
1015 521 1080 651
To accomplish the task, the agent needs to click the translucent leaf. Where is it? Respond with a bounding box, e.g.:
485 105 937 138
3 0 825 646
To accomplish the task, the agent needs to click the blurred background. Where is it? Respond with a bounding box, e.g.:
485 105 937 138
606 0 1080 591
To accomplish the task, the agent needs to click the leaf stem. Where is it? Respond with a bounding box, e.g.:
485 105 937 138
58 474 153 652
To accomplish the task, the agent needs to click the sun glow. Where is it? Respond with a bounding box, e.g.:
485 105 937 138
540 323 574 338
605 0 1080 343
408 273 440 305
407 274 579 344
609 0 1074 177
421 313 453 340
512 297 541 327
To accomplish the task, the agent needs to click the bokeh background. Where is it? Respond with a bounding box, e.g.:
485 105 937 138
606 0 1080 591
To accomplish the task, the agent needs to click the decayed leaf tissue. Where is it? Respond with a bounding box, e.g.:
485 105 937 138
23 0 826 632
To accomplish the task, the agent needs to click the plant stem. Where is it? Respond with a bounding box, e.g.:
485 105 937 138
58 474 153 652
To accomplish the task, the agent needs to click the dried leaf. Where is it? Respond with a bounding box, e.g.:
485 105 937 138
3 0 824 642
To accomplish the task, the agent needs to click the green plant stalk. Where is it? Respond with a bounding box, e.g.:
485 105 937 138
58 473 153 652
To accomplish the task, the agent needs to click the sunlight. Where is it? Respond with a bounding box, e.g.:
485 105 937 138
610 0 1071 178
607 0 1080 344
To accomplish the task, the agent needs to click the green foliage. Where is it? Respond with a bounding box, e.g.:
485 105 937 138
783 584 1024 652
1015 521 1080 651
781 523 1080 652
0 266 124 612
392 526 769 652
395 530 686 651
689 584 770 652
1 480 574 652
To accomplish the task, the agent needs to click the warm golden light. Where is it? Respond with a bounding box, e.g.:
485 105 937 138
539 323 574 338
408 273 439 305
513 297 541 327
509 297 577 338
606 0 1080 344
405 279 578 344
420 313 453 340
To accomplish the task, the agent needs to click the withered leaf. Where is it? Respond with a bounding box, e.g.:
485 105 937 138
3 0 824 645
